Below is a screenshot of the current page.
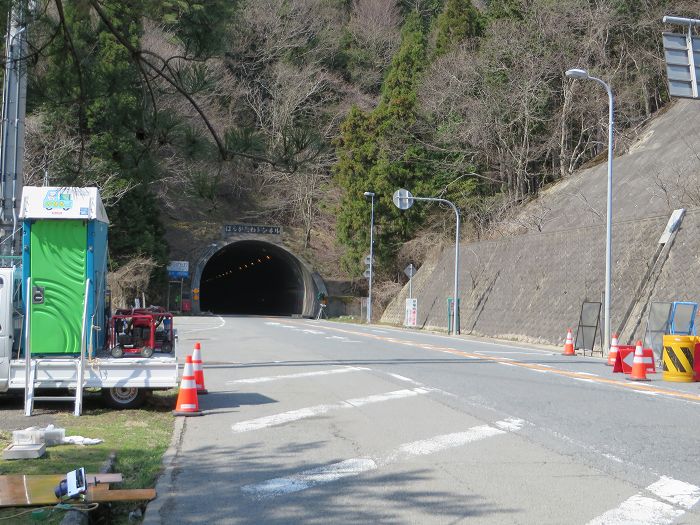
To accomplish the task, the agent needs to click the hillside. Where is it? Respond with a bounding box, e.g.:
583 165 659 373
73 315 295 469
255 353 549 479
381 98 700 347
7 0 697 308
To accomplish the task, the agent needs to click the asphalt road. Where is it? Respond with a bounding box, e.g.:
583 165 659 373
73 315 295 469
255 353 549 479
146 316 700 524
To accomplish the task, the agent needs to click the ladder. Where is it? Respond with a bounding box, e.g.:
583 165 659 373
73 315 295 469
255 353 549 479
23 278 90 417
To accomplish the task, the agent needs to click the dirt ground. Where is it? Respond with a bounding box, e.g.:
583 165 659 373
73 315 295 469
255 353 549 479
0 394 58 432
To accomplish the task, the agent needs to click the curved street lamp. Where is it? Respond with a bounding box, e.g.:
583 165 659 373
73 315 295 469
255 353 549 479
393 189 460 335
565 67 614 353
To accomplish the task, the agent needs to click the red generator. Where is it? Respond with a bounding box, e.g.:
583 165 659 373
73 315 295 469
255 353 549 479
109 307 175 358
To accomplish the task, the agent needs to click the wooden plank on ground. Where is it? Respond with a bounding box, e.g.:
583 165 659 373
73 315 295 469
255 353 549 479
85 488 156 502
0 473 124 507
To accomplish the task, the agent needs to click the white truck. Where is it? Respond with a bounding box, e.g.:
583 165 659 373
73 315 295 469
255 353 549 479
0 186 179 415
0 264 178 413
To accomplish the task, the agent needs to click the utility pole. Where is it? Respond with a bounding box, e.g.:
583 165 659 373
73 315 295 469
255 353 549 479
0 1 30 258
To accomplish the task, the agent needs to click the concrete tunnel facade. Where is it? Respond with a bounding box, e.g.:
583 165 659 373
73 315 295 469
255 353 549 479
192 240 324 317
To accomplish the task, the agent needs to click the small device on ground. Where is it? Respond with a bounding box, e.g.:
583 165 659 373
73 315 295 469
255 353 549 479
54 467 86 500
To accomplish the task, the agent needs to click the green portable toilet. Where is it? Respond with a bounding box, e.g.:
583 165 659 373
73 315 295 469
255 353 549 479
20 187 109 356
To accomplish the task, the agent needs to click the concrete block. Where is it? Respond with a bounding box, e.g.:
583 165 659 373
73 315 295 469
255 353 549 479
2 443 46 460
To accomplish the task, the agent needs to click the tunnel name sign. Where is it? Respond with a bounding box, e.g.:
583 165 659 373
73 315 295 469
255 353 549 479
224 224 282 235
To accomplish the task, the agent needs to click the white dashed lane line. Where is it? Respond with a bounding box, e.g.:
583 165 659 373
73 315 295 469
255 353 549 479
241 418 525 499
225 366 369 385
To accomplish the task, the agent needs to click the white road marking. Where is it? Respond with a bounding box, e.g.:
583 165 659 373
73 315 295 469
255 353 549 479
633 390 659 397
226 367 368 385
647 476 700 509
474 350 543 355
302 329 325 335
265 322 281 326
346 388 430 407
180 316 226 333
385 425 505 462
587 476 700 525
386 373 421 384
493 418 525 432
587 494 681 525
241 418 524 499
231 388 429 433
371 329 388 334
241 458 378 498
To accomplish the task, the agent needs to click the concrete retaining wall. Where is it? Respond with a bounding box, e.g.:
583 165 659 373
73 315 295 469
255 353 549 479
381 99 700 347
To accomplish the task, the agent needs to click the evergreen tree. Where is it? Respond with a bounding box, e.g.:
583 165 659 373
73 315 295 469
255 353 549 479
485 0 524 20
434 0 484 56
37 2 168 268
335 14 430 276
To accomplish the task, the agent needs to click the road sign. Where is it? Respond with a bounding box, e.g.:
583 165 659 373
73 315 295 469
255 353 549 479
404 264 416 278
364 255 373 264
662 19 700 99
393 188 414 210
167 260 189 279
663 32 699 98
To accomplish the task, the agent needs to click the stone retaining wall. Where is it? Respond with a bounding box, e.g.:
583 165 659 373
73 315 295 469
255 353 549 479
381 99 700 347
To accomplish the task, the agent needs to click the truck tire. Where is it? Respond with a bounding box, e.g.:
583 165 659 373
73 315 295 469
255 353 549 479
141 347 154 358
101 387 148 409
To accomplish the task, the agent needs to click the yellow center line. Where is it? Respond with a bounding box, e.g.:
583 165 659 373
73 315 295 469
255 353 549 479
279 319 700 404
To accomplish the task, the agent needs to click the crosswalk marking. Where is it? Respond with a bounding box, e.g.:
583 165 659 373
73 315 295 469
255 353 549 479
225 366 368 385
647 476 700 509
587 495 682 525
587 476 700 525
231 388 430 433
241 418 525 499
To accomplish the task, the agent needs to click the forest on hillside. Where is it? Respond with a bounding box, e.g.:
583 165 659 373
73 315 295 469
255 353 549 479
4 0 698 304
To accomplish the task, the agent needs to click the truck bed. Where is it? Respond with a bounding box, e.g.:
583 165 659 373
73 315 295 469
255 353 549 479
8 355 178 390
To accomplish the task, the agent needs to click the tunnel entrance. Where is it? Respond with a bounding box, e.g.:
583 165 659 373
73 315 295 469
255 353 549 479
199 241 305 315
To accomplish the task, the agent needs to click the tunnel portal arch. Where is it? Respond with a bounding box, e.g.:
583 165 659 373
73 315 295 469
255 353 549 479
193 240 322 317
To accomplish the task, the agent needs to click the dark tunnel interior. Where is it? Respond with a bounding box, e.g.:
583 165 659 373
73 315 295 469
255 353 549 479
199 241 305 315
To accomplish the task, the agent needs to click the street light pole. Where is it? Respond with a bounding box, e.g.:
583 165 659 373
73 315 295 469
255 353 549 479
364 191 375 324
566 68 614 352
393 190 460 335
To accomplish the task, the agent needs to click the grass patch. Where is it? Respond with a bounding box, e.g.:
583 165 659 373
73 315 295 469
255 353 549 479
0 389 177 524
328 315 362 324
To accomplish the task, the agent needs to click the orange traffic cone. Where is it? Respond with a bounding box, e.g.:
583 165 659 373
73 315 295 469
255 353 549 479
562 328 575 356
607 333 619 366
192 342 208 395
628 340 649 381
173 355 203 416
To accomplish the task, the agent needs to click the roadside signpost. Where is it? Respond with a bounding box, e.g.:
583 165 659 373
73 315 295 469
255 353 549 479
404 298 417 328
393 189 460 335
404 263 416 299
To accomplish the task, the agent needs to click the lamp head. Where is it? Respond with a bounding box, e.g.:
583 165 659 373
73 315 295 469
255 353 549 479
363 191 375 198
566 68 590 80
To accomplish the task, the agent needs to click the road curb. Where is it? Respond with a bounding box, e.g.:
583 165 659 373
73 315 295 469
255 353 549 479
142 416 185 525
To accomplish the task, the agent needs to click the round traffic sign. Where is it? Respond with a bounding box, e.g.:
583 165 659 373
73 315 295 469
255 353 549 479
393 189 414 210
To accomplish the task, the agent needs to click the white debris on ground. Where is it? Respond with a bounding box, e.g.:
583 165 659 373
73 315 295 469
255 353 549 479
12 424 103 446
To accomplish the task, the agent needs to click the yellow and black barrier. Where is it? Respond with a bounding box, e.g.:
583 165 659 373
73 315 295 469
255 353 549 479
662 335 698 382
